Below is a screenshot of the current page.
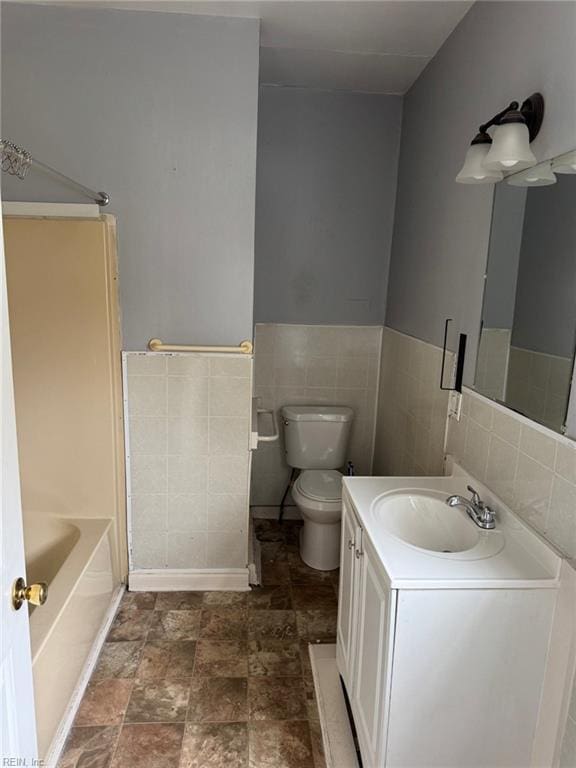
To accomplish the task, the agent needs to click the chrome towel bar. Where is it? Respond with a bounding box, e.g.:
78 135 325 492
148 338 253 355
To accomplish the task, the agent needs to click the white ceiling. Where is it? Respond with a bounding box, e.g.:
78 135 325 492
23 0 474 94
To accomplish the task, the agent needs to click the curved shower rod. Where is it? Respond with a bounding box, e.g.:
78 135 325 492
0 139 109 207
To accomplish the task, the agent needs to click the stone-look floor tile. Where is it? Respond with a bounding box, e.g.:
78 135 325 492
248 721 314 768
111 723 184 768
288 555 333 586
253 520 285 542
260 542 289 563
180 722 248 768
295 612 337 643
291 586 337 612
148 610 201 641
58 725 119 768
248 678 308 721
298 642 313 676
248 639 302 677
283 523 304 547
308 720 327 768
75 680 133 726
93 641 145 680
249 610 298 640
156 592 204 611
203 591 248 606
194 640 248 677
261 560 291 586
122 591 157 610
188 678 248 723
107 608 154 642
249 586 292 610
200 608 248 640
137 640 196 680
125 680 190 723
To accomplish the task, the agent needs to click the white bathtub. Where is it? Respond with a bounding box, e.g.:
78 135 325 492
24 513 117 761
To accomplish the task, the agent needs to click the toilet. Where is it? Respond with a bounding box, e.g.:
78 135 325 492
281 405 354 571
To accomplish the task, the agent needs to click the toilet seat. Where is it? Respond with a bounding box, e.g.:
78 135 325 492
295 470 342 503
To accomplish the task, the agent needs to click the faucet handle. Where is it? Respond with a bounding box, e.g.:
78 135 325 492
467 485 481 506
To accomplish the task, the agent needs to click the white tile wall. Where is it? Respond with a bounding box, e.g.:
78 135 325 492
446 387 576 765
251 323 382 507
476 328 511 401
446 387 576 555
124 352 252 571
373 327 453 476
506 346 573 432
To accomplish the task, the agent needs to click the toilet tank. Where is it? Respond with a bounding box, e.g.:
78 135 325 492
281 406 354 469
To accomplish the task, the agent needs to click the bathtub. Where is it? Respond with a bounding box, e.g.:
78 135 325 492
24 513 118 762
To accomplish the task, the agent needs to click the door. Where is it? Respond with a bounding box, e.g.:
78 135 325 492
352 535 395 768
0 216 38 761
336 496 362 689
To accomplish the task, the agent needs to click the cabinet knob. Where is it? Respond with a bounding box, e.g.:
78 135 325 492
355 548 363 559
347 539 354 550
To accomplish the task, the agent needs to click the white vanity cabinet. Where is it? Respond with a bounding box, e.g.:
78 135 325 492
336 480 572 768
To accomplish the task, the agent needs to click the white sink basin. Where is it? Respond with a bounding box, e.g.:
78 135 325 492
344 468 560 586
368 489 505 560
372 491 480 553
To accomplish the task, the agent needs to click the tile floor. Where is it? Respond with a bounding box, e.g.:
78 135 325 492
59 519 339 768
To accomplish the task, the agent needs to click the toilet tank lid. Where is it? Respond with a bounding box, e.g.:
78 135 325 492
281 405 354 423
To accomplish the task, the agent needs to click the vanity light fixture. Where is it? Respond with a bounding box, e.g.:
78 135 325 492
507 160 556 187
455 132 504 184
456 93 544 184
552 150 576 174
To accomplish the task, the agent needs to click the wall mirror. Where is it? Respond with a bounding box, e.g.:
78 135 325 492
475 150 576 435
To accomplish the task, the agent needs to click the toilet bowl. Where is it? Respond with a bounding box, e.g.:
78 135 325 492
292 469 343 571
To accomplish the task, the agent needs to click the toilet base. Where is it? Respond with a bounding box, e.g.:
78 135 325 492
300 519 341 571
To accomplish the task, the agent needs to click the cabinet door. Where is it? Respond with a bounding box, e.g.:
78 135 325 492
352 535 395 768
336 497 361 689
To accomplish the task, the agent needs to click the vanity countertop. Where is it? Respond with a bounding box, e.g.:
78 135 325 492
343 462 562 590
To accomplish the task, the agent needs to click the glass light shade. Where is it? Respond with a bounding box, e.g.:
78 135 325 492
484 123 536 171
455 144 504 184
507 161 556 187
552 150 576 174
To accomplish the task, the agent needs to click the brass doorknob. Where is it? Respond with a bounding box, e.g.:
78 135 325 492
12 577 48 610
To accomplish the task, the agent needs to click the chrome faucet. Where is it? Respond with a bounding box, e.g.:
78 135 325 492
446 485 496 530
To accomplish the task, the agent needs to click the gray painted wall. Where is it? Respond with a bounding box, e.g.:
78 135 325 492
512 174 576 358
385 1 576 382
1 4 259 350
254 86 402 325
482 184 526 330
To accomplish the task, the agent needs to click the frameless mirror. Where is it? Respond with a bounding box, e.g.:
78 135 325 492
475 153 576 434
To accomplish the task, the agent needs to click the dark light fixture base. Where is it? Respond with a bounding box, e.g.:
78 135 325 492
520 92 545 142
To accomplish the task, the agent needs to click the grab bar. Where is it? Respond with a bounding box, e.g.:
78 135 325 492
148 338 253 355
257 408 279 443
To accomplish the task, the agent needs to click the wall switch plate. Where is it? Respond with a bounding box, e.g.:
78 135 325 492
448 391 462 421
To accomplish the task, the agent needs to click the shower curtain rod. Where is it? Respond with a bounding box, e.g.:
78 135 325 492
0 139 109 207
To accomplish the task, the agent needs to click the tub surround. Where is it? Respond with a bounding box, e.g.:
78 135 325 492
124 352 252 591
373 327 453 477
251 323 381 512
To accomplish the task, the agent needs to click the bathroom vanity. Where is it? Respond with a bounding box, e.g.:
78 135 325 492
337 464 576 768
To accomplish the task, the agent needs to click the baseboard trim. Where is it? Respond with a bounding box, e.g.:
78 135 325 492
45 584 125 768
128 568 250 591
